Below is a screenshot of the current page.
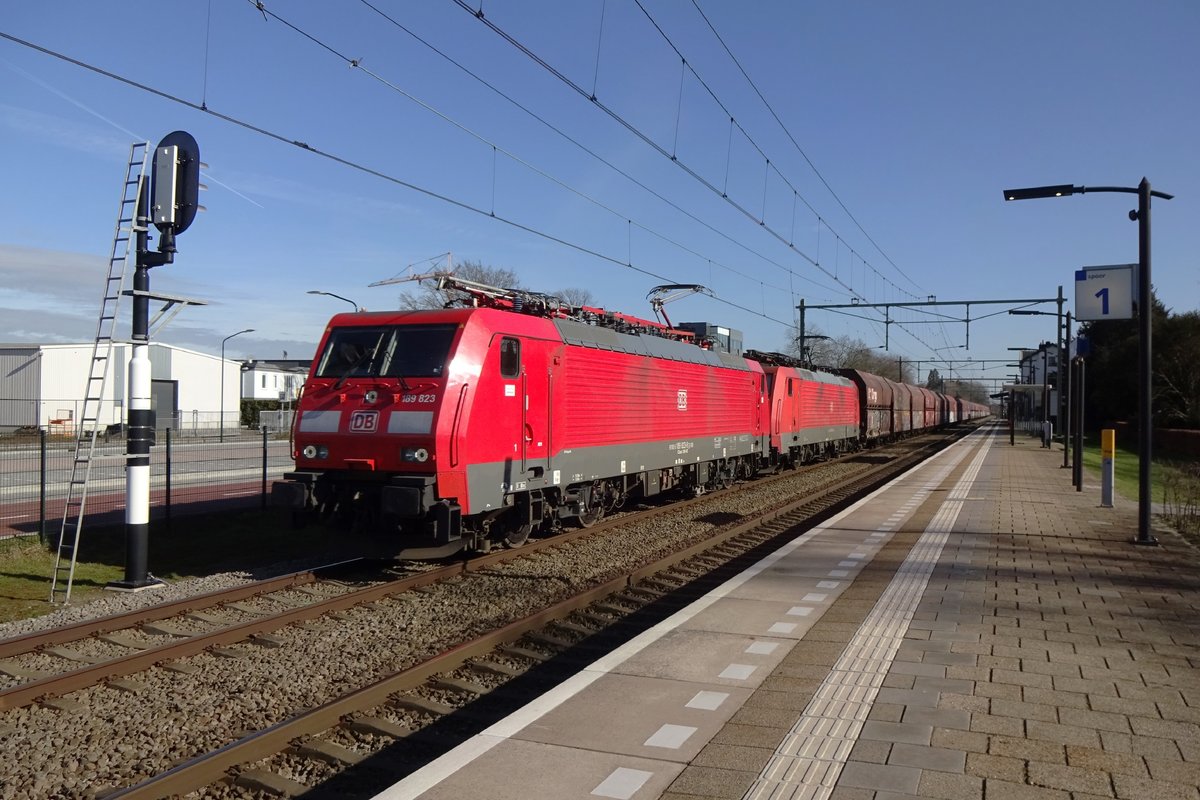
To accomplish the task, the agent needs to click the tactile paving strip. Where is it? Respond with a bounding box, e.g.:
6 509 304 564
743 432 996 800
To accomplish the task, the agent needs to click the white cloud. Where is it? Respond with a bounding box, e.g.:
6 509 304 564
0 101 131 160
0 245 108 306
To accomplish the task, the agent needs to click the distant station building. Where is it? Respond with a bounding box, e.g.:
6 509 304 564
0 342 243 435
241 358 310 403
241 358 311 433
1010 342 1061 425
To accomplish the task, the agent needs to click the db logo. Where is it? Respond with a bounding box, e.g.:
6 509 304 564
348 410 379 433
677 389 688 411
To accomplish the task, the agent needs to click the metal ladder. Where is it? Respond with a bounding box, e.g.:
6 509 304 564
50 142 150 604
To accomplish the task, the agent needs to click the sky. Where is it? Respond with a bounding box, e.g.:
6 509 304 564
2 1 1197 392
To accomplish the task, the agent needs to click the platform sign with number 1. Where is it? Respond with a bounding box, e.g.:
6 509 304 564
1075 264 1134 321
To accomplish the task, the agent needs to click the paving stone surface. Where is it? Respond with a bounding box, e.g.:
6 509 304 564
843 432 1200 800
694 428 1200 800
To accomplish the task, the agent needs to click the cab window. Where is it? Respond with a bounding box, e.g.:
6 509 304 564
500 337 520 378
315 324 456 379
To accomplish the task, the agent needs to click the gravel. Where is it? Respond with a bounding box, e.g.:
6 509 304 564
0 552 359 642
0 458 877 799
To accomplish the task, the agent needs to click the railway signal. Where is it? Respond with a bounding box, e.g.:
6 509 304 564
109 131 205 592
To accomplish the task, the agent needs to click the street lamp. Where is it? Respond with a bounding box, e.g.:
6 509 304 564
1003 180 1173 545
307 290 360 312
220 329 254 443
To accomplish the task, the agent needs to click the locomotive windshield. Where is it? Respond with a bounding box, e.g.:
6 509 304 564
315 325 457 379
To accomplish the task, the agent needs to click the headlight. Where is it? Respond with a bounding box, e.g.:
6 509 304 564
365 390 378 404
301 445 329 460
402 447 430 463
302 445 317 459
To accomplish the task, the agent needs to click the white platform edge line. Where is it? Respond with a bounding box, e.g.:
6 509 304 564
743 429 996 800
373 426 997 800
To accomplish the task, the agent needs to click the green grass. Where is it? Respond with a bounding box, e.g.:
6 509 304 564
1078 437 1146 501
0 511 345 624
1074 434 1200 543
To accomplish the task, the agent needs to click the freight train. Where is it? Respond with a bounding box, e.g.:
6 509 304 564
273 276 988 556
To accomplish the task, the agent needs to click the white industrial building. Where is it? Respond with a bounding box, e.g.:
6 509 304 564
0 342 245 434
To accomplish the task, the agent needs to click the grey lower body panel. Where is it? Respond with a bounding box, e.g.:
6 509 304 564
462 434 763 514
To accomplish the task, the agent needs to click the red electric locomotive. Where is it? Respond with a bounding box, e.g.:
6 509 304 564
276 274 990 556
746 351 859 464
274 276 768 556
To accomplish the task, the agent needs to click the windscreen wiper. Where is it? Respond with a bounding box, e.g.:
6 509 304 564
332 348 375 390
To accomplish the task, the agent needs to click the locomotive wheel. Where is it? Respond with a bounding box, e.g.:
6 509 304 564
575 480 607 527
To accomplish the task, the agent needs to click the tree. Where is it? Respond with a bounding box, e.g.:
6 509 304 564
1156 310 1200 428
925 368 941 390
398 260 523 310
947 380 989 405
1077 292 1177 428
555 287 595 308
1075 291 1200 429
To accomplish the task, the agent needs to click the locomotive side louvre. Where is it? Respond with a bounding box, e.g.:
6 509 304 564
794 369 858 438
556 351 762 451
550 317 766 485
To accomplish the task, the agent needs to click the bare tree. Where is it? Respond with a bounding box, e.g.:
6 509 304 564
555 287 595 308
398 260 524 310
808 335 904 380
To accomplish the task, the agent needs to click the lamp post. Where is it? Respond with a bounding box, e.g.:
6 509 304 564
1003 180 1173 545
220 329 254 444
307 290 360 312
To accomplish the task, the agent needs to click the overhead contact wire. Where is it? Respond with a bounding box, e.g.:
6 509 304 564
0 28 793 331
688 0 921 293
353 0 837 294
447 0 944 353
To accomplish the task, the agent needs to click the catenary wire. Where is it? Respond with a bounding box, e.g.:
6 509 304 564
0 21 937 360
631 0 918 302
445 0 944 352
353 0 839 297
687 0 922 294
0 28 799 333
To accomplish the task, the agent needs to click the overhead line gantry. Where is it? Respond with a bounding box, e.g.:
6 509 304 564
797 288 1064 353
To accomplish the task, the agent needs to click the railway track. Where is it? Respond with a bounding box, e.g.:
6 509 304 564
0 426 975 798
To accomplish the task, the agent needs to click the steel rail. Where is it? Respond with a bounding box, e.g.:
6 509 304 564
105 426 977 798
0 460 792 708
0 427 965 712
0 561 452 711
0 559 365 659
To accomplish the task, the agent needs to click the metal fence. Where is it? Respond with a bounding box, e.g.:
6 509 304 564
0 398 294 438
0 426 295 550
258 410 296 434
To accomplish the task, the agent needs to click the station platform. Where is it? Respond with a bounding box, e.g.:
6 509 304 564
376 423 1200 800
